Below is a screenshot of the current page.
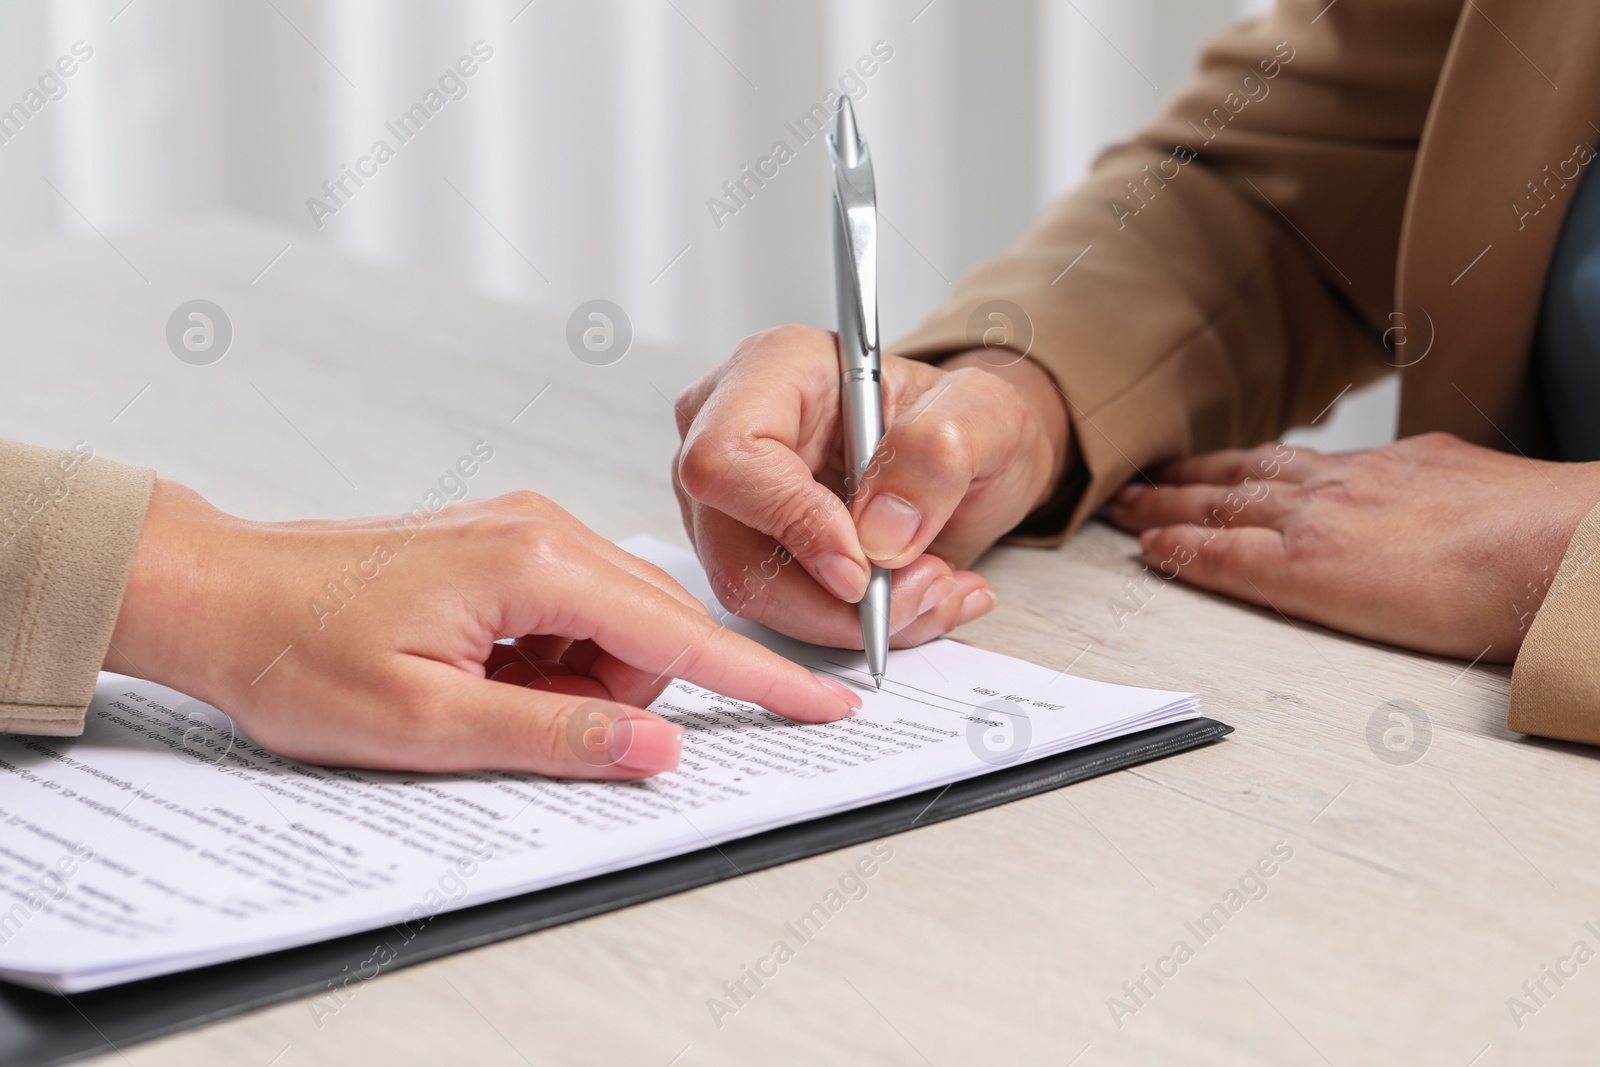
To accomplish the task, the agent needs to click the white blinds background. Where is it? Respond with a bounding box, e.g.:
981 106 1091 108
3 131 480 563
0 0 1390 446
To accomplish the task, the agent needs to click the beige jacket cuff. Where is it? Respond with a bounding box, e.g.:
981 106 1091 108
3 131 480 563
1510 500 1600 744
0 439 154 737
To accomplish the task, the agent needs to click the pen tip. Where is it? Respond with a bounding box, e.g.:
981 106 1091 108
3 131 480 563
833 96 862 167
872 672 883 690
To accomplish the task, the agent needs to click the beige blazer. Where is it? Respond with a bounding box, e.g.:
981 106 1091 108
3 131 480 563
0 440 151 735
895 0 1600 744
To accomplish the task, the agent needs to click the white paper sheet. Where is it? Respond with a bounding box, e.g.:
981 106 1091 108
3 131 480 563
0 537 1196 991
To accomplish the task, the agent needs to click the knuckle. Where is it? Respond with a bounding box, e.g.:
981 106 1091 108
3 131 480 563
676 433 739 502
1149 530 1197 577
1200 500 1237 531
673 378 710 437
1280 523 1326 567
901 412 973 475
494 519 579 583
1414 430 1461 451
955 363 1027 411
525 702 573 765
741 323 829 356
497 489 554 515
1244 443 1292 478
638 558 694 601
521 528 578 575
706 562 759 619
1244 443 1280 472
1248 442 1282 462
390 687 450 749
1210 533 1257 572
942 366 1008 412
780 496 842 554
748 490 834 555
1339 447 1383 472
659 616 722 677
670 444 688 493
717 580 768 622
1305 483 1356 516
707 545 796 623
1333 445 1401 484
672 637 713 679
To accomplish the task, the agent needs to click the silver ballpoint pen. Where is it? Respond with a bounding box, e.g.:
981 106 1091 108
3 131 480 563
828 97 890 689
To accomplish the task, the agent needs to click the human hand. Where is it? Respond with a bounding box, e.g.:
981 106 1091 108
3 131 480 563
672 325 1072 649
1107 433 1600 661
102 481 861 777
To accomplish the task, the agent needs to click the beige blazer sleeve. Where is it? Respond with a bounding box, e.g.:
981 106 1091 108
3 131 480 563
0 438 154 736
1510 503 1600 744
886 0 1600 747
889 0 1461 539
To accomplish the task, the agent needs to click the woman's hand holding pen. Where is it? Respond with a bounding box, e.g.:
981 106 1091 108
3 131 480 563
102 481 861 778
672 324 1073 649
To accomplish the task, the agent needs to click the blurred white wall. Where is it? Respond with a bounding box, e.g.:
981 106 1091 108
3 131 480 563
0 0 1392 450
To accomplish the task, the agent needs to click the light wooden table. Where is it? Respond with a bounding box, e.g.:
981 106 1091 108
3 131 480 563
8 218 1596 1067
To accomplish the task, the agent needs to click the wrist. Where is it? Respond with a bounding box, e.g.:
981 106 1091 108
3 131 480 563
103 480 248 706
937 349 1074 510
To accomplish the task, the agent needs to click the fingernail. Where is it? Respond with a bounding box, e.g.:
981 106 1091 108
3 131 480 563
814 674 863 710
858 494 921 562
816 552 869 602
1116 483 1146 505
917 575 957 617
609 716 684 774
1138 528 1159 550
956 588 995 625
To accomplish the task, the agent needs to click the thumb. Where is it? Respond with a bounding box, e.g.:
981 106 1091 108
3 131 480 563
408 660 685 778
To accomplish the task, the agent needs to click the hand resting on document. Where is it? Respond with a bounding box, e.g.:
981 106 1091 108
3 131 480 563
101 481 861 778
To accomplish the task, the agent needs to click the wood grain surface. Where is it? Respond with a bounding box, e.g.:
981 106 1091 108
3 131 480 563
5 219 1591 1067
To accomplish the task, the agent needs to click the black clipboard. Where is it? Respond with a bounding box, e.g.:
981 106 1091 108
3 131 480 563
0 716 1230 1067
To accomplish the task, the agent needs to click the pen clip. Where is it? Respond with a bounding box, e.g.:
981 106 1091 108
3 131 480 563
828 105 878 359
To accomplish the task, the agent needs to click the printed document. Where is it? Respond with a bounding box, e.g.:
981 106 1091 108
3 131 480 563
0 537 1197 991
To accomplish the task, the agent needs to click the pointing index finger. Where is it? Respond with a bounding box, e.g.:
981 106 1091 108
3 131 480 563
562 558 863 724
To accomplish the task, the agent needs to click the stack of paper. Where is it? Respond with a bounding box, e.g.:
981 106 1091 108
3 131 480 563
0 537 1197 991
